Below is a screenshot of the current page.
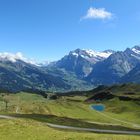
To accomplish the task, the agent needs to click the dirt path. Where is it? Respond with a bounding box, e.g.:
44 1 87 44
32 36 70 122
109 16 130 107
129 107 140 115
0 115 140 135
47 123 140 135
0 115 15 119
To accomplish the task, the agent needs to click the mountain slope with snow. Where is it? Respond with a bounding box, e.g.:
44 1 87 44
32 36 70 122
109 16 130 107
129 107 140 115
87 46 140 85
53 48 115 78
1 46 140 92
70 49 114 63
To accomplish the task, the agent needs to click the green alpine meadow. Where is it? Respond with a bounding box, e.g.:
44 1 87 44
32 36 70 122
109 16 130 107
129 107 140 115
0 84 140 139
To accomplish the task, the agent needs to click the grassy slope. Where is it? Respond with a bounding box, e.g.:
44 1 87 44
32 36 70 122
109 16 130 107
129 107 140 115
1 119 140 140
103 98 140 125
0 93 131 124
0 92 140 140
85 84 140 126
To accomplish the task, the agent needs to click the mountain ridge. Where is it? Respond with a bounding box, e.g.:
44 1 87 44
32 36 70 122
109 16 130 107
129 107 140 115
0 45 140 92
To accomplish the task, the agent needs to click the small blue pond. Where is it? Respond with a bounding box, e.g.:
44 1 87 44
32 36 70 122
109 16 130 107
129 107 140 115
91 104 105 112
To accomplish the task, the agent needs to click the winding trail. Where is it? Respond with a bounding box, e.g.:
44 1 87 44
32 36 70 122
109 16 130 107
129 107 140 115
0 115 15 119
46 123 140 135
0 115 140 135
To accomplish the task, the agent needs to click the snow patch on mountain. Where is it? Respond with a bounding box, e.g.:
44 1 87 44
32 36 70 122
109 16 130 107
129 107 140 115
71 49 113 59
71 52 79 57
132 46 140 55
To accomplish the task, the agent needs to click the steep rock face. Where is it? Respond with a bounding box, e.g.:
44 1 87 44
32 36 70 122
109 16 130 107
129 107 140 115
120 64 140 83
87 46 140 85
54 49 114 78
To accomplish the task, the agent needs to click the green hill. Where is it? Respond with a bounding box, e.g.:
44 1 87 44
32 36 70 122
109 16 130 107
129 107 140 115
0 84 140 139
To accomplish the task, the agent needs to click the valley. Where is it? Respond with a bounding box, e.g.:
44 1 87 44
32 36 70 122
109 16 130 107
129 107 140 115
1 46 140 93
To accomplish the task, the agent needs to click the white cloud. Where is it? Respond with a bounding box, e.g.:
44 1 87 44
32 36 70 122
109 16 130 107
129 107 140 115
0 52 51 66
0 52 23 62
81 7 113 20
0 52 38 65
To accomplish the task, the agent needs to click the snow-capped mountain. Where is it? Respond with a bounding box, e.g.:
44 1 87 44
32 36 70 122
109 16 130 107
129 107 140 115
52 48 115 78
124 46 140 60
1 45 140 92
70 49 114 63
87 46 140 85
131 45 140 55
0 51 91 92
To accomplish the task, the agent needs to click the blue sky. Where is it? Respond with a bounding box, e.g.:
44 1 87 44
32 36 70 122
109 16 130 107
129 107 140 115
0 0 140 62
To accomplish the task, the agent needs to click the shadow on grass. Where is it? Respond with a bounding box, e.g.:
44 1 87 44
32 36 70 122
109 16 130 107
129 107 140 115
10 114 140 132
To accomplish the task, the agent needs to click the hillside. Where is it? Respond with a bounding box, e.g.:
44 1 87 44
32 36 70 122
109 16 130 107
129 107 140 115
0 85 140 139
0 60 71 92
